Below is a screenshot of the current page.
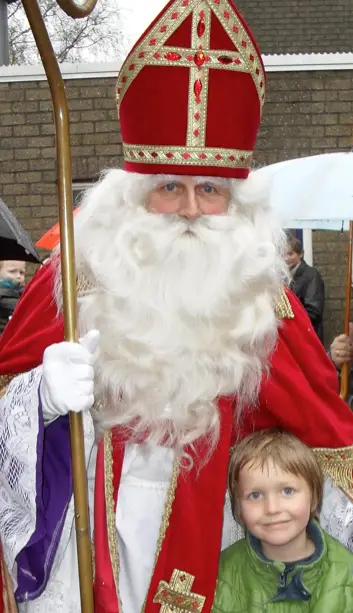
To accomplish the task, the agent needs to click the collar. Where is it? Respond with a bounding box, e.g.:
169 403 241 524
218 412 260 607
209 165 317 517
246 520 325 602
0 278 23 292
290 260 307 279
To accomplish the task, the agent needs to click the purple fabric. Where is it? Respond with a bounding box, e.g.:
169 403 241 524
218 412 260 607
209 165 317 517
15 404 72 602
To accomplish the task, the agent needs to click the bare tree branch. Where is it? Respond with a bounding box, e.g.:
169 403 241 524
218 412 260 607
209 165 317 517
8 0 127 64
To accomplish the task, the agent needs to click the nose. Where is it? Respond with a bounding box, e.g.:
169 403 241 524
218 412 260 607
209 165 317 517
264 494 281 515
179 186 201 220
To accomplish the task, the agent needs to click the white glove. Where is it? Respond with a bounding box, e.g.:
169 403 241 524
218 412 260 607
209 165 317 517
40 329 100 421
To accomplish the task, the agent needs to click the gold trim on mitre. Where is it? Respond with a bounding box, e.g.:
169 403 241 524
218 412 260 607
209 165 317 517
123 144 252 170
275 289 294 320
116 0 265 116
313 445 353 497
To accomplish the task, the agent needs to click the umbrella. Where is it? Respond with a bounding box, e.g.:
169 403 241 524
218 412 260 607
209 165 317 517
0 198 41 263
256 151 353 229
35 208 80 251
256 151 353 399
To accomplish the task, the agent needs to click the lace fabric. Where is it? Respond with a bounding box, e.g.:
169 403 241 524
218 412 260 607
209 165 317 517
222 490 244 548
0 368 96 607
320 479 353 552
0 368 42 577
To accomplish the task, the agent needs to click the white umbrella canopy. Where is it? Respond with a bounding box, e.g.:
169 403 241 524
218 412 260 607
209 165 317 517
256 151 353 400
255 151 353 230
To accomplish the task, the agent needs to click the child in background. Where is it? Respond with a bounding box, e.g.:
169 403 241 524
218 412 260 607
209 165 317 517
0 260 25 334
213 429 353 612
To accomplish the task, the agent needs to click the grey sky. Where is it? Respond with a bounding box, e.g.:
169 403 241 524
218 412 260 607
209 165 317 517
118 0 166 54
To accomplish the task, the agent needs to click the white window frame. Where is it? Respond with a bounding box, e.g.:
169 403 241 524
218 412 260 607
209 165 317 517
72 182 92 208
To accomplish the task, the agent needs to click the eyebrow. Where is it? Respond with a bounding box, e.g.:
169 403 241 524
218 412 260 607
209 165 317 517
194 177 230 188
153 175 230 188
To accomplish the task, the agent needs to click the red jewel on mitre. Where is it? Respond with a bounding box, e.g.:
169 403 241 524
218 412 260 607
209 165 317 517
117 0 265 179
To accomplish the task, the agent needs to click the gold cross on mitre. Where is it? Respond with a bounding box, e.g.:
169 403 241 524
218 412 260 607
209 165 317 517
153 569 206 612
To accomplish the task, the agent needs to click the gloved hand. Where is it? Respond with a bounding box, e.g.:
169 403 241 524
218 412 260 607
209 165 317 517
40 329 100 421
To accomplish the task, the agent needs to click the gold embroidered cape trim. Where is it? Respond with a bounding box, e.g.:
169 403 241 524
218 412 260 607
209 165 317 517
313 445 353 497
116 0 265 112
275 289 294 320
123 144 253 169
104 431 121 604
104 430 180 613
0 374 14 398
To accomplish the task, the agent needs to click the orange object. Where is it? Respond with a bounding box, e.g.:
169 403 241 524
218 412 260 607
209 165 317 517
35 208 79 250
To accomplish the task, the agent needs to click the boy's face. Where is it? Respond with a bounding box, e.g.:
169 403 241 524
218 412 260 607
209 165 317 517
284 248 301 270
0 260 26 285
237 460 312 560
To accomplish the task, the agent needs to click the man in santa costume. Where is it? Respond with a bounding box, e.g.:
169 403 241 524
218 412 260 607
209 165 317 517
1 1 353 612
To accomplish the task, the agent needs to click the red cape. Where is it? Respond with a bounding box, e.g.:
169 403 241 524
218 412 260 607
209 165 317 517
0 262 351 451
0 263 63 375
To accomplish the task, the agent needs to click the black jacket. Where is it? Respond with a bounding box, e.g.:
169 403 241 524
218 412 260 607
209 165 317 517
0 283 22 334
289 260 325 343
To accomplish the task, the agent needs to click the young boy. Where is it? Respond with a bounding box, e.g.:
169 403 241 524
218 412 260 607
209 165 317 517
0 260 25 334
213 429 353 612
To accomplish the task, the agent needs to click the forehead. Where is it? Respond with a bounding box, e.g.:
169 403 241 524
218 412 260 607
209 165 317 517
238 460 305 488
1 260 25 270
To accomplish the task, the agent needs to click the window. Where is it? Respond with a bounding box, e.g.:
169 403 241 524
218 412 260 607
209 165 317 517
72 182 92 209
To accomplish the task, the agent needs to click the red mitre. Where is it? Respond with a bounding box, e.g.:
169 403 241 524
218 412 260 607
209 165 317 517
117 0 265 179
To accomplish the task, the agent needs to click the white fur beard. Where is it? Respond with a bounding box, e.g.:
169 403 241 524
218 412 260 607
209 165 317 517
54 169 287 452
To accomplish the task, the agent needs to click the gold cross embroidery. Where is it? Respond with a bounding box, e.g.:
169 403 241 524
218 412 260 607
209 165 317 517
153 569 206 612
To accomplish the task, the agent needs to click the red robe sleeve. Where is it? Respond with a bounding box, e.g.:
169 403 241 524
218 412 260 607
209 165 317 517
238 290 353 450
0 262 64 377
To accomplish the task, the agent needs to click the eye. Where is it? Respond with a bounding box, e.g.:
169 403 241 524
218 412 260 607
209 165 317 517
201 183 216 194
163 182 178 192
283 487 295 496
248 491 262 501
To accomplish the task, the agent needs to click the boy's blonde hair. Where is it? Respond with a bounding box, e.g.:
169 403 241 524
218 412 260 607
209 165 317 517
229 429 324 521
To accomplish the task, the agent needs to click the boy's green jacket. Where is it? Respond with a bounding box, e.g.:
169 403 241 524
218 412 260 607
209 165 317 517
212 521 353 612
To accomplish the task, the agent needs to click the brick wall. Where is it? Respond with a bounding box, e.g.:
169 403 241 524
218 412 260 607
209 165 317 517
0 77 122 248
1 69 353 342
236 0 353 54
